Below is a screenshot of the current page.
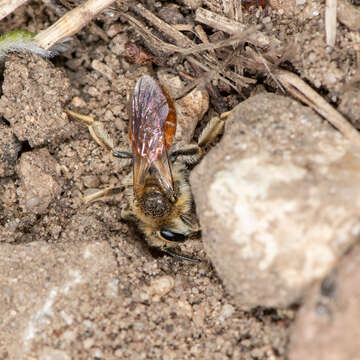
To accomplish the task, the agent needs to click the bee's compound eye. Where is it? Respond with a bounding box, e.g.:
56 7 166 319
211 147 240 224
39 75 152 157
160 229 186 243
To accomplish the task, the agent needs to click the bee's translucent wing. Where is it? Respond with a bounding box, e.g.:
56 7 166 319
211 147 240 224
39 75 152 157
129 75 176 200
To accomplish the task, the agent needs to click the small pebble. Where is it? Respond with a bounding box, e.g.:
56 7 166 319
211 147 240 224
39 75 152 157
70 96 87 108
149 276 174 301
107 24 124 38
82 175 100 188
177 299 193 317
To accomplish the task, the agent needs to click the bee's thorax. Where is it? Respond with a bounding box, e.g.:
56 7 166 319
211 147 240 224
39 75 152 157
139 186 172 217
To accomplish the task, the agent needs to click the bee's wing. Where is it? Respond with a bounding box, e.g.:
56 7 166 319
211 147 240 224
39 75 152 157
129 75 176 199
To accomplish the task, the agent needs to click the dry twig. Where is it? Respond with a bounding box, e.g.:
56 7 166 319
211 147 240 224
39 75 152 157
223 0 242 22
0 0 29 21
122 12 181 54
195 24 216 57
172 24 194 32
178 26 258 56
131 3 194 49
125 4 256 92
34 0 117 50
276 70 360 151
195 8 276 49
325 0 337 47
250 47 285 94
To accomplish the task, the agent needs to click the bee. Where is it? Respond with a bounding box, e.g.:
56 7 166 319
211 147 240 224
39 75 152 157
67 75 224 262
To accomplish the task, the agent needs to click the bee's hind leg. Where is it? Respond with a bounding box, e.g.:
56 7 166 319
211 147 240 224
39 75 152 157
170 116 225 163
197 115 225 148
66 109 133 159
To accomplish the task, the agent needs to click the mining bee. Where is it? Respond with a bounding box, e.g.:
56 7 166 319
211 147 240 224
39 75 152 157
67 75 224 262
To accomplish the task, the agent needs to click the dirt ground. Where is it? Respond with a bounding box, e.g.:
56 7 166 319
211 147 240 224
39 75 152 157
0 0 359 359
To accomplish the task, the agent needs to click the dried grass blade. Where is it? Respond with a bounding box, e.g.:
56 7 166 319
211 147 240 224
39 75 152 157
178 26 258 56
325 0 337 47
0 0 29 21
123 13 181 54
276 70 360 151
35 0 117 50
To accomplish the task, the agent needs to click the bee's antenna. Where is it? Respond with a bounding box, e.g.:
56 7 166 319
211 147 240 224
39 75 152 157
163 248 200 263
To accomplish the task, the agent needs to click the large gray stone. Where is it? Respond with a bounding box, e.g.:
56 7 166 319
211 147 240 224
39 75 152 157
191 93 360 308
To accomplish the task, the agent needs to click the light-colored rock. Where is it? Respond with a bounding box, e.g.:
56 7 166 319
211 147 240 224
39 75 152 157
289 243 360 360
191 93 360 308
17 148 61 214
148 275 175 302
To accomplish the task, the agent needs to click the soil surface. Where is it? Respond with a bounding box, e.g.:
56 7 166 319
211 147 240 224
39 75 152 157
0 0 359 359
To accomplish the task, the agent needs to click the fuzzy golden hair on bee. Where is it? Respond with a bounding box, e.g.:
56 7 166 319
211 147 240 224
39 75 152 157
122 161 198 250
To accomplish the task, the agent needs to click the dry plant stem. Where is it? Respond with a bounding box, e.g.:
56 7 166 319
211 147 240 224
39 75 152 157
195 8 274 49
125 6 254 90
195 25 216 57
179 26 258 56
130 3 255 67
248 47 285 94
337 0 360 31
0 0 29 21
122 13 180 53
325 0 337 47
276 70 360 151
186 56 239 92
131 3 194 49
223 0 242 22
195 7 243 34
34 0 117 50
173 24 194 32
174 69 217 100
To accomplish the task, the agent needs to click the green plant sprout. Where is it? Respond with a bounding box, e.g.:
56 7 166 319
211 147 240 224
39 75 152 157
0 29 54 59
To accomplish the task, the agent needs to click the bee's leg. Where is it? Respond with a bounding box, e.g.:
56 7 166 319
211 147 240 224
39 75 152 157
197 115 225 148
162 248 200 263
169 144 199 163
170 116 225 163
83 186 124 202
66 109 133 159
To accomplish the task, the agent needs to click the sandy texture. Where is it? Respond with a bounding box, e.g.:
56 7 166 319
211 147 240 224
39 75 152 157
0 0 360 358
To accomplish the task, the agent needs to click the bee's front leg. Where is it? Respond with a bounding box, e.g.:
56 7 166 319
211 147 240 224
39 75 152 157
66 109 132 159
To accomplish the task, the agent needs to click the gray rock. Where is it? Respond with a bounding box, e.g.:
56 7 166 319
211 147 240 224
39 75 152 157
191 93 360 308
289 243 360 360
17 148 61 214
